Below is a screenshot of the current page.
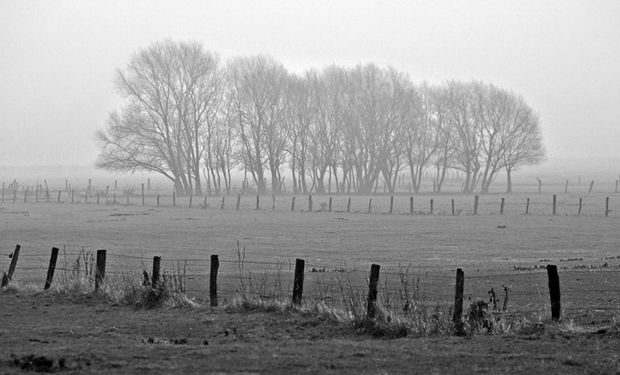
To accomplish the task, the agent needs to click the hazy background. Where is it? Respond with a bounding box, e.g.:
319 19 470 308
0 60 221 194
1 0 619 184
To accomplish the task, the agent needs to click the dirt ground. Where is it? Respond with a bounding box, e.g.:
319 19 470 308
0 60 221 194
1 290 620 374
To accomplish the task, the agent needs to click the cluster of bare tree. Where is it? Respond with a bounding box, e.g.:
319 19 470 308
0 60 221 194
96 41 544 195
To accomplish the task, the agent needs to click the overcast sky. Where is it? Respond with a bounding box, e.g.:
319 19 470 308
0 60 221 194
1 0 619 167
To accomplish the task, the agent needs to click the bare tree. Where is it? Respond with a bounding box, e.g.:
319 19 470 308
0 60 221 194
227 55 288 194
96 41 221 195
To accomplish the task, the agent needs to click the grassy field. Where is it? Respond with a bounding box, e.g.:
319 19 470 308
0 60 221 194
1 196 620 373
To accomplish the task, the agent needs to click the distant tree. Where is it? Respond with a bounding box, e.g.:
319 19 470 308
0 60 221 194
227 55 288 194
501 96 545 193
96 41 221 195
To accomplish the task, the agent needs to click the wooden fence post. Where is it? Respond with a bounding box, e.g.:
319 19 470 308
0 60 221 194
203 196 207 209
57 190 61 203
552 194 557 215
1 182 4 202
220 196 225 209
291 196 296 211
525 198 530 215
605 197 610 217
453 268 465 333
368 198 372 214
210 255 219 307
189 195 193 209
308 195 313 212
547 264 561 321
328 197 332 212
236 193 241 210
1 244 21 287
151 256 161 288
141 184 145 206
347 197 351 213
256 195 260 210
95 250 106 291
36 186 39 203
500 197 505 215
578 197 582 216
389 196 394 214
410 196 414 215
44 247 59 290
451 198 455 215
96 192 100 204
292 258 305 305
71 190 74 204
564 179 569 193
588 180 595 194
157 195 160 207
366 264 380 319
473 195 479 215
172 192 176 207
24 189 28 203
272 194 276 210
85 193 88 204
430 199 434 215
615 180 619 194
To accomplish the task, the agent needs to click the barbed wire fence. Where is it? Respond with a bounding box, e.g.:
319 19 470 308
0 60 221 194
2 243 619 323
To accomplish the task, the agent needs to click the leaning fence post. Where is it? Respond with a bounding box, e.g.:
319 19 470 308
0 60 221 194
236 193 241 210
347 197 351 213
292 258 305 305
189 195 193 209
366 264 380 319
578 197 582 216
453 268 465 333
605 197 610 217
1 244 21 287
210 255 219 307
525 198 530 215
151 256 161 288
291 196 296 211
44 247 60 290
368 198 372 214
547 264 561 321
95 250 106 291
473 195 479 215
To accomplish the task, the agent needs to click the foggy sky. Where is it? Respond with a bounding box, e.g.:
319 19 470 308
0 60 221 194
1 0 619 167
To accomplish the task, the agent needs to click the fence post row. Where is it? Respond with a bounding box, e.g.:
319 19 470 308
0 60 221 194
95 249 107 291
292 258 305 305
547 264 561 321
366 264 380 319
44 247 59 290
210 255 219 307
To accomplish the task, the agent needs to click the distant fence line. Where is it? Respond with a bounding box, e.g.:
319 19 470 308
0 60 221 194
1 180 618 217
2 244 620 324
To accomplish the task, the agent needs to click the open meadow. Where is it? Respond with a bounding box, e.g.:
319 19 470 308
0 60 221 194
1 191 620 373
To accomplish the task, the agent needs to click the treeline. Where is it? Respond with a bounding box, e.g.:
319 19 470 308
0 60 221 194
96 40 544 196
